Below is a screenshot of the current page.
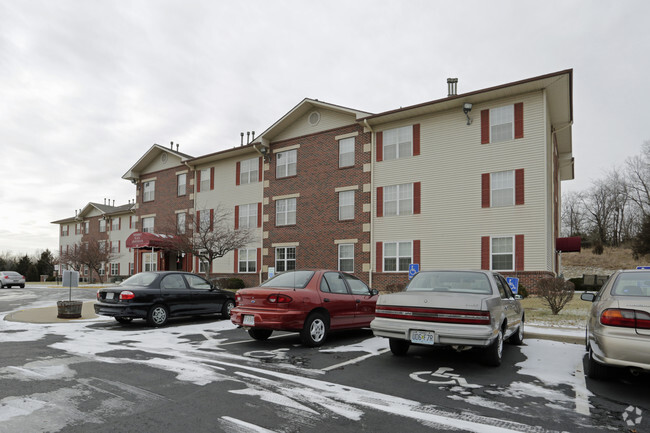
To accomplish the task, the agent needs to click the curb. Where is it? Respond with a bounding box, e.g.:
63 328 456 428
4 302 99 324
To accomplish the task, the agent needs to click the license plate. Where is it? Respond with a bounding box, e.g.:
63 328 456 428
243 315 255 326
106 292 114 300
411 330 435 345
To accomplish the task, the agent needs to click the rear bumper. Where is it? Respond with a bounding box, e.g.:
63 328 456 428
230 307 307 331
94 302 149 319
370 317 497 347
591 328 650 371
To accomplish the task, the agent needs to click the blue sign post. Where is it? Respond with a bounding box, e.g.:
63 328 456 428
506 277 519 295
408 264 419 280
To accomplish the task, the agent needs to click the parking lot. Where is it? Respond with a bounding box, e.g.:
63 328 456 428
1 286 648 433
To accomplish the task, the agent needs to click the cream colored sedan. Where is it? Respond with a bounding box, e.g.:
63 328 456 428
370 270 524 366
581 269 650 379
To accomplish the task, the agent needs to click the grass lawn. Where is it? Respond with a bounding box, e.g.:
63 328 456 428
521 295 592 328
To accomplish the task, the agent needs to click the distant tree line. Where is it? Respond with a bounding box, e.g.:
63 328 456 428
562 140 650 256
0 250 55 282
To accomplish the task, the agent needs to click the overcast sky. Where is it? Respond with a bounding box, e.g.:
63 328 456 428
1 0 649 257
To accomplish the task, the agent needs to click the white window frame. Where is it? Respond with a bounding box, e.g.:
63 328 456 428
200 168 210 191
61 225 69 236
198 255 210 274
111 217 120 231
383 126 413 160
339 191 355 220
491 170 515 207
275 246 296 272
142 217 154 233
110 263 119 276
177 212 186 235
338 244 354 272
200 210 211 232
177 173 187 196
276 149 297 178
238 248 257 273
276 198 296 226
143 181 155 202
240 157 259 184
99 219 106 233
98 265 105 276
339 137 355 168
383 241 412 272
239 203 258 229
490 105 514 143
111 241 118 254
491 236 514 271
384 183 413 216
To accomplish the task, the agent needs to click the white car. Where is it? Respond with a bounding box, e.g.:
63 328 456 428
0 271 26 288
370 270 524 366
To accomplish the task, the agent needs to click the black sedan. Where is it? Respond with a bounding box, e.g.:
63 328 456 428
94 271 236 327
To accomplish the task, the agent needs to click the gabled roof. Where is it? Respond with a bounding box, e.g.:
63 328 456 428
253 98 372 147
50 202 135 224
122 143 193 181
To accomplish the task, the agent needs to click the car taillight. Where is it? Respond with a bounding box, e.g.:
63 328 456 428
3 276 8 279
96 291 101 301
235 293 242 305
119 291 135 300
267 294 293 303
601 308 650 329
375 306 491 324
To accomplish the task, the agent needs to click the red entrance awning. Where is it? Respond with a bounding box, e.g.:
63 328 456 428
556 236 581 253
125 232 175 249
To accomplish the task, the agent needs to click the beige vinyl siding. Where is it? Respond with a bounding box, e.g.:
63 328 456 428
374 91 552 271
108 213 136 277
145 153 184 173
273 109 357 142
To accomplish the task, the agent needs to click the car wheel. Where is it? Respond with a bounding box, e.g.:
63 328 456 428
115 317 133 324
300 312 328 347
221 300 235 319
389 338 410 356
586 347 609 380
248 329 273 340
483 328 504 366
19 284 25 288
147 305 169 327
509 321 524 345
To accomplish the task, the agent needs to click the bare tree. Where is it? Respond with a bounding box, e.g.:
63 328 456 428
60 236 117 283
625 140 650 217
561 190 585 237
535 277 575 315
582 179 617 245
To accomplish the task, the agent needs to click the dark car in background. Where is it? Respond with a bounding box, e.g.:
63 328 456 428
94 271 236 327
0 271 25 288
230 270 379 346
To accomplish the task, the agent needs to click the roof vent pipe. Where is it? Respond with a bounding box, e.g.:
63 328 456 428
447 78 458 96
240 132 244 146
246 131 250 145
176 143 179 152
251 131 255 141
170 141 174 150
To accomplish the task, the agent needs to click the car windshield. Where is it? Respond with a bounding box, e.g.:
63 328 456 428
611 272 650 297
121 272 158 287
406 271 492 295
261 271 315 289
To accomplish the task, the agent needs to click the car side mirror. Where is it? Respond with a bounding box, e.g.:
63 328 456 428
371 289 379 296
514 294 522 300
580 292 596 302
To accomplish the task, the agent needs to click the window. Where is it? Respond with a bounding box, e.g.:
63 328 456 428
240 157 259 184
111 241 118 254
143 181 155 202
490 105 514 143
111 217 120 231
198 253 210 274
200 210 211 231
186 274 211 290
384 241 412 272
99 241 107 253
338 244 354 272
142 217 154 233
238 204 258 229
129 263 134 275
99 219 106 233
178 173 187 196
275 247 296 272
110 263 119 276
276 149 297 178
342 273 371 295
161 274 186 289
339 137 355 168
200 169 210 192
238 248 257 273
143 252 157 272
491 170 514 207
98 265 105 276
276 198 296 226
384 183 413 216
491 236 514 271
383 126 412 160
339 191 355 220
61 225 69 236
177 212 186 234
83 221 89 234
322 272 348 294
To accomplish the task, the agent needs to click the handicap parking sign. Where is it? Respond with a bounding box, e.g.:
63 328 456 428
506 277 519 295
408 264 419 280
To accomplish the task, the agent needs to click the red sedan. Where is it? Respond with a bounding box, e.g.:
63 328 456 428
231 270 379 346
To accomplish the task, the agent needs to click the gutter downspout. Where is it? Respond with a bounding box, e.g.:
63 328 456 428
364 118 374 289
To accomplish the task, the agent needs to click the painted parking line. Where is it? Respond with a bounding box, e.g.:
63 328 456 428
573 361 590 416
321 348 390 372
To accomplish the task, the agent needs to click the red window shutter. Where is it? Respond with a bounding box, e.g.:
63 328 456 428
414 182 421 214
118 240 121 253
258 157 263 182
481 236 490 270
481 109 490 144
376 131 383 162
515 169 525 205
413 240 421 266
257 202 262 227
376 242 383 273
197 170 201 192
210 167 215 190
119 217 121 230
377 187 383 217
236 162 241 186
482 173 491 208
514 102 524 139
413 124 420 156
233 249 238 273
257 248 261 272
129 216 133 229
234 205 239 229
196 211 200 231
515 235 524 271
118 263 120 275
209 208 214 231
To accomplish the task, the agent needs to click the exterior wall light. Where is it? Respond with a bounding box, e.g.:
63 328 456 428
463 103 473 125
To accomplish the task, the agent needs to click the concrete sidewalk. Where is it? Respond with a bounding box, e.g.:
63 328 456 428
4 302 99 324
